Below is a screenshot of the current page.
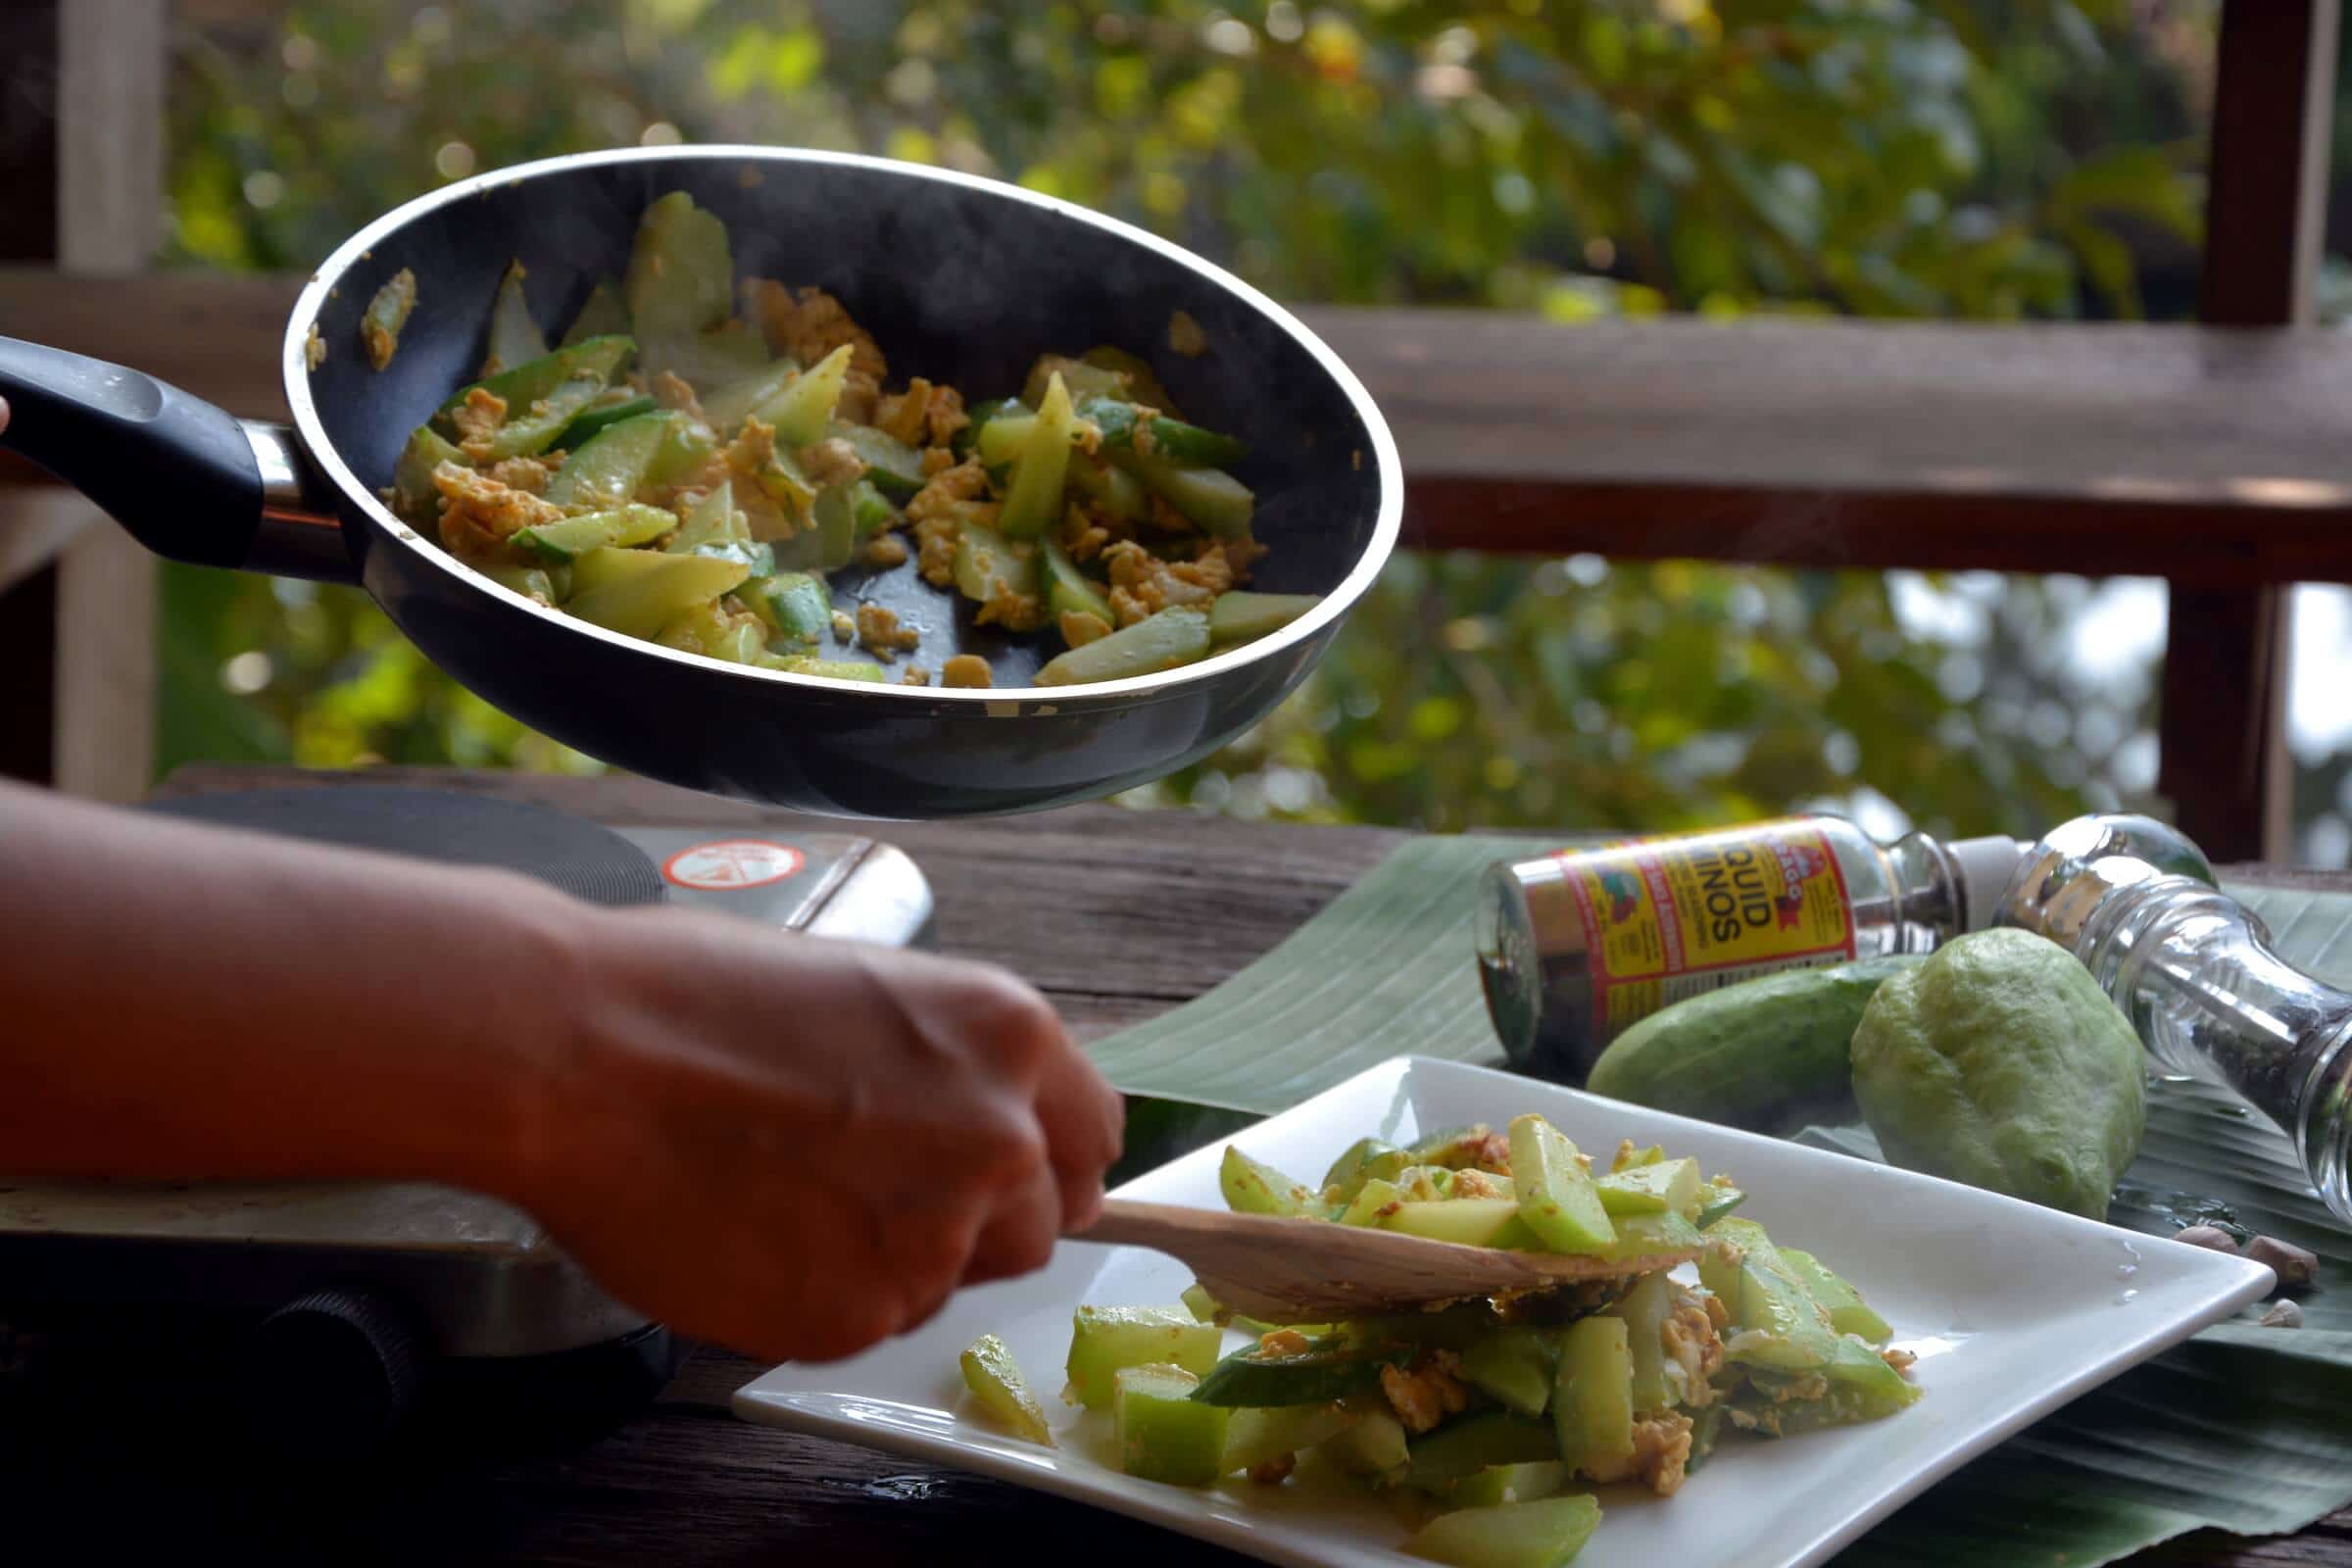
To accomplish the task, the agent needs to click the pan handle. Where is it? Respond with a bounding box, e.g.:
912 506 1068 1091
0 335 357 584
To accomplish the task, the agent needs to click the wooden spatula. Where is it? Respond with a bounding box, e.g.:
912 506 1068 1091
1078 1199 1701 1323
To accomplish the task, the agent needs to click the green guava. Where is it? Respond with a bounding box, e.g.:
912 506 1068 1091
1849 926 2144 1220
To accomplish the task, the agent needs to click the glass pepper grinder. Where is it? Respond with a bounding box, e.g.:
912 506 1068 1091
1997 813 2352 1226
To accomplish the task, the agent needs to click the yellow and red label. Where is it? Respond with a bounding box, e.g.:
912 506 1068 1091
1561 820 1856 1036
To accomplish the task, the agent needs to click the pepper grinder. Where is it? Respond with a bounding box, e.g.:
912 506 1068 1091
1997 813 2352 1227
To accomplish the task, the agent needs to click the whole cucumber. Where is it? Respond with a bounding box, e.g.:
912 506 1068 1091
1583 955 1925 1135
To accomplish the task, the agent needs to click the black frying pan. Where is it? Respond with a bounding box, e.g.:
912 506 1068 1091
0 147 1399 818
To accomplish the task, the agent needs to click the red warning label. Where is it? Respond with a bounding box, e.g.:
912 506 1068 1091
662 839 807 892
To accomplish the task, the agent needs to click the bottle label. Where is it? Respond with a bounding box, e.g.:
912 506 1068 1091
1561 820 1858 1037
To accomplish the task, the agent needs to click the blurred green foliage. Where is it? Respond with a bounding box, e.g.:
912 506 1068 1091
163 0 2223 839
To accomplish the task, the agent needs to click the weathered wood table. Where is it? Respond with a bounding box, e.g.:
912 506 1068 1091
17 763 2348 1564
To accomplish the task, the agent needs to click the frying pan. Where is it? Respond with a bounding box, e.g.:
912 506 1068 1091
0 147 1400 818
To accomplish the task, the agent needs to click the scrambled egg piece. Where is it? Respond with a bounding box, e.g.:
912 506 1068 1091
899 665 931 687
1626 1413 1694 1497
1103 539 1241 627
1058 610 1111 648
430 460 564 564
1060 502 1115 564
863 534 910 569
304 323 326 371
906 457 1000 588
874 378 970 451
800 436 866 490
650 369 706 422
1447 1168 1511 1200
941 654 993 689
361 269 416 371
450 388 508 459
829 610 857 642
1379 1352 1470 1436
856 603 920 656
1256 1328 1312 1357
1661 1288 1728 1405
747 281 886 421
483 456 556 495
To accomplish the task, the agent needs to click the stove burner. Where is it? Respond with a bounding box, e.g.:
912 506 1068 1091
143 788 665 908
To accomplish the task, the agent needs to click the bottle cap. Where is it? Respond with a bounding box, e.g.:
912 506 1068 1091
1948 835 2030 930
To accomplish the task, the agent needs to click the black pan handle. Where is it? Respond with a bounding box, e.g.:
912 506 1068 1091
0 334 357 583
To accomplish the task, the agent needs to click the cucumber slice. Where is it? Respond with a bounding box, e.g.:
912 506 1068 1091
660 606 763 663
551 393 661 455
561 277 630 347
1455 1329 1558 1420
691 539 774 576
436 335 633 424
1403 1494 1601 1568
1693 1179 1746 1229
513 504 677 564
1322 1139 1413 1203
1593 1157 1701 1220
482 260 547 377
391 426 466 526
1406 1411 1560 1489
1189 1338 1410 1407
640 318 768 390
623 190 734 342
1000 371 1077 537
954 395 1029 461
1779 1248 1893 1343
974 413 1036 468
1115 450 1253 538
1440 1460 1571 1512
1321 1410 1408 1480
1209 591 1321 648
1113 1365 1228 1487
1383 1198 1522 1250
568 545 676 596
1034 607 1210 686
811 483 856 572
953 523 1041 607
959 1334 1053 1446
742 571 831 644
1218 1147 1320 1218
666 481 746 554
701 358 804 436
1607 1271 1675 1412
566 553 749 640
1705 1218 1838 1372
1221 1402 1360 1475
1336 1177 1404 1229
1551 1315 1634 1481
1069 452 1149 522
1043 537 1114 628
828 421 927 499
751 343 855 447
476 564 555 602
1079 345 1180 416
1507 1115 1615 1255
847 478 900 538
1063 1306 1221 1411
1821 1334 1921 1419
1076 397 1249 467
1601 1210 1703 1265
544 413 676 510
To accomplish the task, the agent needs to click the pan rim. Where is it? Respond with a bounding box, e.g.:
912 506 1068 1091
281 143 1402 709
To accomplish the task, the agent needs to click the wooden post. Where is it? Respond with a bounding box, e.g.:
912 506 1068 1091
46 0 170 802
2163 0 2341 862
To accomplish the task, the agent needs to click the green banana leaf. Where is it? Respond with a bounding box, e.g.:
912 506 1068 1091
1084 847 2352 1566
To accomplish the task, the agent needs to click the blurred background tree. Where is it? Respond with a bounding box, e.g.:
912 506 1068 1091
165 0 2297 846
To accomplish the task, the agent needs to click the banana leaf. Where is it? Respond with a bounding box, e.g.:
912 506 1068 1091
1085 848 2352 1565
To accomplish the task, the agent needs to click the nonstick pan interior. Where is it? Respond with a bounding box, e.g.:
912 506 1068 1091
300 151 1388 693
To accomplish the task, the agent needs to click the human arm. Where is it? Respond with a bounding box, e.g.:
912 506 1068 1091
0 777 1121 1361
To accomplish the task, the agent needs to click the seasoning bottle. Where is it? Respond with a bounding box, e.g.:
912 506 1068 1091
1476 814 2033 1083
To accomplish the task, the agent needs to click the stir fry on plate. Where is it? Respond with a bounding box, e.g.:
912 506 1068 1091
957 1113 1919 1567
385 191 1318 689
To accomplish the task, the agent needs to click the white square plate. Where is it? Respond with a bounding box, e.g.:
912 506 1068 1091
735 1056 2274 1568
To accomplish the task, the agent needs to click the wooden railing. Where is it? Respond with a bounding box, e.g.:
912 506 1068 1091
2 1 2347 863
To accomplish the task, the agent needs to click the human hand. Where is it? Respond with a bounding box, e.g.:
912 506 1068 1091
514 906 1124 1364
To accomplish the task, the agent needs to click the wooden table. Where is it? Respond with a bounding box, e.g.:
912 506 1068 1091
11 763 2349 1565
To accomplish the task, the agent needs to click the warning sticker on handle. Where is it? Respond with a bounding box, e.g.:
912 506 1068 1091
662 839 807 892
